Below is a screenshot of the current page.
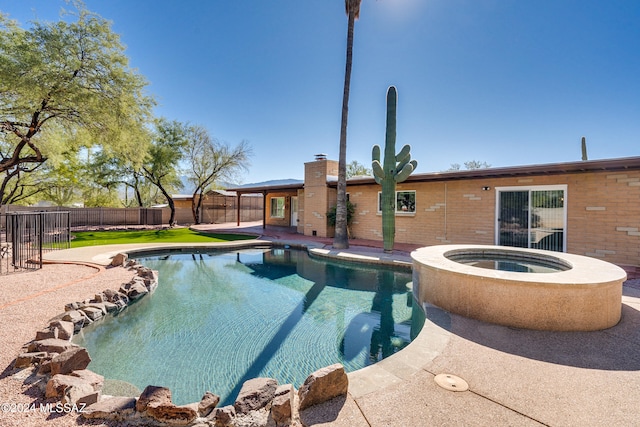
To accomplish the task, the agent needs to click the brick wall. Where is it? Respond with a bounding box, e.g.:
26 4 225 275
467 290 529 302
342 170 640 268
303 159 339 237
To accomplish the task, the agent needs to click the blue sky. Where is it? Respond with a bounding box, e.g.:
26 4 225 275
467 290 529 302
2 0 639 184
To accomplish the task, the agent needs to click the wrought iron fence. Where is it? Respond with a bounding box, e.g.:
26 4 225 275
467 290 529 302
0 211 70 274
3 206 163 228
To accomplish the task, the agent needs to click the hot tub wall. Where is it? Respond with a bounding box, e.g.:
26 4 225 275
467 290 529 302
412 246 626 332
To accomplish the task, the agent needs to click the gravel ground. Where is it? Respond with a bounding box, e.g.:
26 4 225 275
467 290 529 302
0 263 137 427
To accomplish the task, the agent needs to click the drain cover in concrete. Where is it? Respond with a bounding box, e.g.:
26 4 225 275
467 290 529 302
434 374 469 392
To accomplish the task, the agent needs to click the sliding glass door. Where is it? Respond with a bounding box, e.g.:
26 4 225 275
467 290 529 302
496 185 566 252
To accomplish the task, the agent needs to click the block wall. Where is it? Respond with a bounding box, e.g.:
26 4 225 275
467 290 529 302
343 170 640 267
303 159 338 237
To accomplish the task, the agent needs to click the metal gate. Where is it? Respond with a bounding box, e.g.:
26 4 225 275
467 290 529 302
1 211 70 274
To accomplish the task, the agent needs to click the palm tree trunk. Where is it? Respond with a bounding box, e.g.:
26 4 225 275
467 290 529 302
334 11 356 249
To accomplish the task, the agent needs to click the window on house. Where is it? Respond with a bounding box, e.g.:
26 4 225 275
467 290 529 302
377 190 416 214
396 191 416 213
270 197 285 218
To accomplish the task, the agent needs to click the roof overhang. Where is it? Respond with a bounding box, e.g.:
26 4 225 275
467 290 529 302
337 156 640 187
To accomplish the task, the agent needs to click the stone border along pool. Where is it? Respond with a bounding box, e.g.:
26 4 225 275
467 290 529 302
11 242 438 427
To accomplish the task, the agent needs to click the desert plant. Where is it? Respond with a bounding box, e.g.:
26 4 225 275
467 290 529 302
372 86 417 252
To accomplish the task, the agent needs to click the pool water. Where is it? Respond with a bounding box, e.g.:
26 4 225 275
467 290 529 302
455 257 567 273
73 248 423 405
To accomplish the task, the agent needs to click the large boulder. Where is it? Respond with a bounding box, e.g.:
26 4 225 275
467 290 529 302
120 280 149 300
50 347 91 375
198 391 220 417
102 289 129 310
110 253 128 267
49 320 75 340
14 352 47 369
69 369 104 392
234 377 278 414
80 306 103 321
29 338 77 354
271 383 295 425
46 374 92 400
209 405 236 427
136 385 197 426
136 385 172 412
81 396 136 421
298 364 348 411
62 310 90 332
147 403 198 426
35 328 57 340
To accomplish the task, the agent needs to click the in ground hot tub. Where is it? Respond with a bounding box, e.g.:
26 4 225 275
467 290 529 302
411 245 627 331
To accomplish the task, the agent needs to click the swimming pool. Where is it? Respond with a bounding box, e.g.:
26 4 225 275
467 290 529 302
73 247 423 405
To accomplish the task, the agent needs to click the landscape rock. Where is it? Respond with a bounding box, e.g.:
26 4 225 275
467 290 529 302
49 320 75 340
69 369 104 391
209 405 236 426
110 252 128 267
37 359 52 375
198 391 220 417
14 351 47 368
102 301 119 313
64 302 81 311
234 377 278 414
147 403 198 426
102 289 129 309
298 363 348 411
271 384 294 424
62 382 98 406
80 306 104 321
46 374 91 398
86 302 108 315
81 396 136 420
62 310 90 331
136 385 173 412
35 328 57 340
120 281 149 300
50 347 91 375
29 338 77 354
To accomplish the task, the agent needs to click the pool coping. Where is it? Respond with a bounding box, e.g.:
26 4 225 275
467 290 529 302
43 239 441 401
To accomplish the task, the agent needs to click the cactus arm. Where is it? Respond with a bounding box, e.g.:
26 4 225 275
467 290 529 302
372 160 385 181
372 145 381 163
396 154 411 173
396 144 411 162
394 160 416 183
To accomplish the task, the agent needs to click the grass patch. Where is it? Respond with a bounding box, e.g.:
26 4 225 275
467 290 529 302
70 228 257 248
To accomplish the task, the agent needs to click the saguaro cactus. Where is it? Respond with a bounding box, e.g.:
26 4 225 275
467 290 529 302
372 86 417 252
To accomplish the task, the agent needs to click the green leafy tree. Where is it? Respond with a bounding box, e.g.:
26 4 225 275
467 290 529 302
141 118 189 225
334 0 362 249
0 163 44 205
184 125 252 224
346 160 371 178
0 4 154 189
448 161 491 171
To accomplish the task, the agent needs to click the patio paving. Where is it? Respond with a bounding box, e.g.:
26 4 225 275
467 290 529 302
43 222 640 426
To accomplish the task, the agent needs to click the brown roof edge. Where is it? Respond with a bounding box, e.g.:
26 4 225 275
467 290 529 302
226 182 304 194
339 156 640 186
228 156 640 192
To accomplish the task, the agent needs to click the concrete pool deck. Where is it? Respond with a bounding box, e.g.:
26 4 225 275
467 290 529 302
41 222 640 426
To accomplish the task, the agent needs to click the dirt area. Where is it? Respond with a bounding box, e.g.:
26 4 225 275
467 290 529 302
0 263 136 427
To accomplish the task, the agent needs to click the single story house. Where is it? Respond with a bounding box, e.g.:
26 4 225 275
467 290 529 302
227 155 640 270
